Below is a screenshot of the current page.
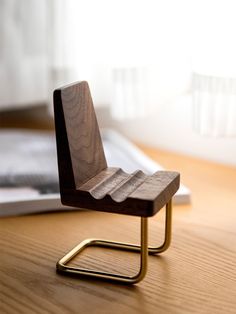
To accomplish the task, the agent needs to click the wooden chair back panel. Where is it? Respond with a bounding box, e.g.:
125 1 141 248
54 80 180 217
59 81 107 188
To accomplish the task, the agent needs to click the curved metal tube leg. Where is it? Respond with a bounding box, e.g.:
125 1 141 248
56 198 172 284
148 198 172 254
96 199 172 255
57 217 148 284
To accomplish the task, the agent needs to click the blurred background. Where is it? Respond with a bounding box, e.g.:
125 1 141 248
1 0 236 166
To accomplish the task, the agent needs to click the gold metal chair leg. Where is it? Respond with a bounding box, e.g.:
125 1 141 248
149 198 172 254
56 199 172 284
95 199 172 255
57 217 148 284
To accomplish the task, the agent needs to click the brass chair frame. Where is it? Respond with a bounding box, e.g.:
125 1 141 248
56 200 172 284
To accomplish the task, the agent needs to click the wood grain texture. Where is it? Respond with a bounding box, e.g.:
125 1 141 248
54 81 107 190
73 169 179 217
0 148 236 314
54 81 180 217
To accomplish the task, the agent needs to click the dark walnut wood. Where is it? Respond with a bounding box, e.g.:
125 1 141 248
54 81 180 217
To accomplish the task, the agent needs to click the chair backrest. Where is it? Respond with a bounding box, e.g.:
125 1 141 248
53 81 107 190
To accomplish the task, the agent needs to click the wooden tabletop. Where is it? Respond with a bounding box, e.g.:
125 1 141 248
0 145 236 314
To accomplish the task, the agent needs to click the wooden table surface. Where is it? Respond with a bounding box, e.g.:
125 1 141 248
0 145 236 314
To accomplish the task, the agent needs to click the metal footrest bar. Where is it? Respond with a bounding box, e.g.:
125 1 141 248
56 199 172 284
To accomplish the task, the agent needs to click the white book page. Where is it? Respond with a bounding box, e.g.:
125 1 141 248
0 129 190 216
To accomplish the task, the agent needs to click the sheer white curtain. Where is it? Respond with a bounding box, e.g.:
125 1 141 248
49 0 236 133
0 0 48 109
49 0 191 118
1 0 236 133
190 0 236 136
193 74 236 136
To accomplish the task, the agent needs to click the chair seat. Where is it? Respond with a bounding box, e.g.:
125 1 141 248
60 168 180 217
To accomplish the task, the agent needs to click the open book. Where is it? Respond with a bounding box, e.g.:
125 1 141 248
0 129 190 216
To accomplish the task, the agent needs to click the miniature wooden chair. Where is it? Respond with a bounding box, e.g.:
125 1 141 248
53 81 180 284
